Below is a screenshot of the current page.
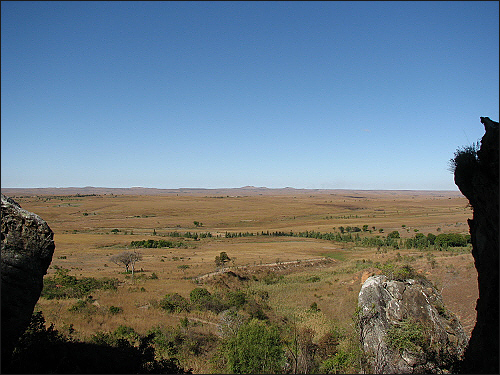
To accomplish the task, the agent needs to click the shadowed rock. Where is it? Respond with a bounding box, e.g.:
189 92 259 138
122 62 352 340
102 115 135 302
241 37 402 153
358 275 467 373
453 117 499 374
1 194 55 368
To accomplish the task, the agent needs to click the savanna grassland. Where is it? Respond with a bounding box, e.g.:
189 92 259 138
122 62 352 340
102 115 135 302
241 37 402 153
8 189 477 373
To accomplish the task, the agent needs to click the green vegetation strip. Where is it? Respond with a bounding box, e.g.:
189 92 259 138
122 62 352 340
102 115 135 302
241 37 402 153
41 266 119 299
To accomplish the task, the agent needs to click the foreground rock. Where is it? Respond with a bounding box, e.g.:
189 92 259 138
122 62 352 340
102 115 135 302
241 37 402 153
1 194 55 368
453 116 499 373
358 275 467 373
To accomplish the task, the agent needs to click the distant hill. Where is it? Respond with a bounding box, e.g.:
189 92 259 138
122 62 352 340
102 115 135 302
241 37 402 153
0 186 462 197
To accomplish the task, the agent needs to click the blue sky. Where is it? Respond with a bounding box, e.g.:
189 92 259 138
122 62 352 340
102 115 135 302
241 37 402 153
2 1 498 190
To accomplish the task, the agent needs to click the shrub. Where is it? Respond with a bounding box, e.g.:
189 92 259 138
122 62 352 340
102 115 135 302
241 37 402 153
189 288 211 304
160 293 190 313
41 266 119 300
68 297 98 314
225 290 247 309
380 263 420 281
307 275 321 283
223 319 284 374
317 330 342 359
309 302 320 312
130 239 186 249
386 318 426 353
449 142 479 174
320 349 354 374
434 233 470 248
262 272 283 285
109 306 123 315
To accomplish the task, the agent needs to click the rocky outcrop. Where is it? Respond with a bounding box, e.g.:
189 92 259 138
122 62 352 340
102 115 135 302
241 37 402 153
453 117 499 374
1 194 55 368
358 275 467 373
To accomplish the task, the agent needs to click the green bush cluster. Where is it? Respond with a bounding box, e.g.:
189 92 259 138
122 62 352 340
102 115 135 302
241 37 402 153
225 231 256 238
213 318 358 374
405 232 470 249
109 305 123 315
41 266 119 299
147 324 218 366
157 287 268 320
223 319 284 374
130 239 186 248
160 293 191 313
379 263 421 281
262 271 284 285
163 231 212 239
386 317 426 353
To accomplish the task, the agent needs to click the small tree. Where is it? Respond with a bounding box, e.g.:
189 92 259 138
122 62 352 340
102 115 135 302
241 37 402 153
110 251 143 276
388 231 400 239
215 251 231 268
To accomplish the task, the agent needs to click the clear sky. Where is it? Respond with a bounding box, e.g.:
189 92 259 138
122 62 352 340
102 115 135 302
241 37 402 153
2 1 498 190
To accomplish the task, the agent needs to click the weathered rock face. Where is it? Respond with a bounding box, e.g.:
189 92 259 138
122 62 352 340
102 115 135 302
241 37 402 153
454 117 499 374
1 194 55 366
358 275 468 373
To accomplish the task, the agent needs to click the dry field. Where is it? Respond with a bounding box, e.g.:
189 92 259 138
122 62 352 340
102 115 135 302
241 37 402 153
6 189 477 373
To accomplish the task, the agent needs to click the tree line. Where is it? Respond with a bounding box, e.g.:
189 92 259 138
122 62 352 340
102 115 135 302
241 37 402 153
129 229 470 252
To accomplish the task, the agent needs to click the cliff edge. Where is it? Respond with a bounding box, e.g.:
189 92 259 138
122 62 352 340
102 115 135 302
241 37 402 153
453 116 499 373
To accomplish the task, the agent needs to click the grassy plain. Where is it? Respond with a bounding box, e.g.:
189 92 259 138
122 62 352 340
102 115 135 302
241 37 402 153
8 189 477 373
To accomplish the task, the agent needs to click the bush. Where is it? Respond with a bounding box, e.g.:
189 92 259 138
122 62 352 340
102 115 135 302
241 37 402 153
307 275 321 283
320 350 353 374
160 293 190 313
130 239 186 249
309 302 320 312
41 266 119 299
69 297 98 314
262 271 283 285
223 319 284 373
225 290 247 309
434 233 470 248
380 263 420 281
386 317 426 353
109 306 123 315
189 288 211 304
449 142 479 174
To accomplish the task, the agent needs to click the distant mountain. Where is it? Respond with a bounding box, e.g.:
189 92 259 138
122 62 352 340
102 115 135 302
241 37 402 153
0 186 462 197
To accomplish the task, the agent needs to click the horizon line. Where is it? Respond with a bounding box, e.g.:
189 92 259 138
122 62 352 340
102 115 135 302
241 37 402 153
1 185 460 192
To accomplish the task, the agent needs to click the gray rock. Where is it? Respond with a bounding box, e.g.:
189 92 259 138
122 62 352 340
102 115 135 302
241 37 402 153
1 194 55 365
358 275 468 373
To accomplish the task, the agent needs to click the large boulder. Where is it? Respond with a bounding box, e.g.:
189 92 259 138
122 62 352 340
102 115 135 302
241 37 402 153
358 275 468 373
1 194 55 367
453 116 499 373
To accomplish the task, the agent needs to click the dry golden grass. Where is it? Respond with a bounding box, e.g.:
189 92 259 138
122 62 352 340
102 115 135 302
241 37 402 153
9 190 476 372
